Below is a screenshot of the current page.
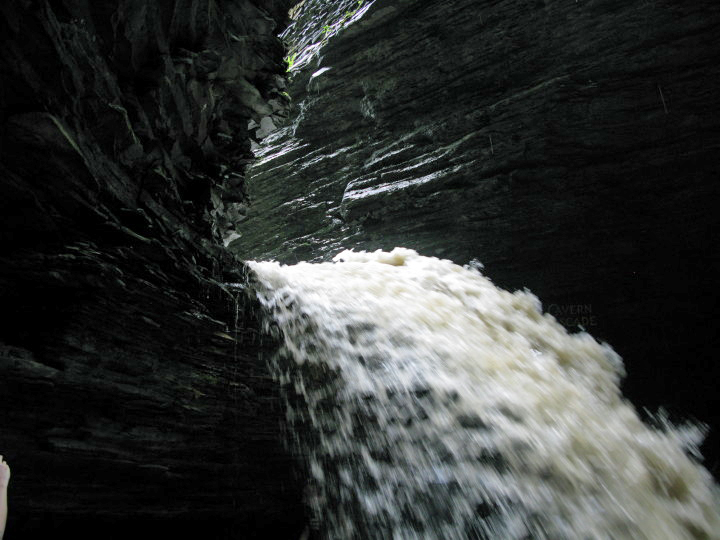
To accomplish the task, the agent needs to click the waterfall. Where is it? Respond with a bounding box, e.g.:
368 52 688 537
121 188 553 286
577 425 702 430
249 247 719 539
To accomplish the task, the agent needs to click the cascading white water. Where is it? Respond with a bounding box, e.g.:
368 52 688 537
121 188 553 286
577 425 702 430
249 247 719 539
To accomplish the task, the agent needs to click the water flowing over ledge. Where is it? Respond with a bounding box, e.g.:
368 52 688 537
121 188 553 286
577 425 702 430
249 248 719 539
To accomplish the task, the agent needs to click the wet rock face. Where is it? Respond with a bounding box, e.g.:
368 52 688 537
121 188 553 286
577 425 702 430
232 0 720 469
0 0 306 537
0 0 293 247
0 249 303 538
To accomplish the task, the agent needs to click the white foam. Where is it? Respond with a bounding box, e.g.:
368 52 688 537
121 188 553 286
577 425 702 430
250 247 719 539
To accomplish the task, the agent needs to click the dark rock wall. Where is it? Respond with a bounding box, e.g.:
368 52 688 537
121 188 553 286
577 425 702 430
0 0 305 537
1 0 293 247
1 250 301 538
232 0 720 470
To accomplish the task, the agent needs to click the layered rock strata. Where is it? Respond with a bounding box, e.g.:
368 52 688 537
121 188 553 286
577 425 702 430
0 1 305 537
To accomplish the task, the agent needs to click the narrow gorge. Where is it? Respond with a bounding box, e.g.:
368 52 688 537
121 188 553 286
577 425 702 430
1 0 719 538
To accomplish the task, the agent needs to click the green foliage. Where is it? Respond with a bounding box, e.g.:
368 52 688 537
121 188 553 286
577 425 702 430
284 51 298 71
292 1 366 72
320 0 365 45
341 0 364 26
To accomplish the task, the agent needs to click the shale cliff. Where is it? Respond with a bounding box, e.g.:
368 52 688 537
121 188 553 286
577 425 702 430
2 0 720 536
0 1 305 537
232 0 720 470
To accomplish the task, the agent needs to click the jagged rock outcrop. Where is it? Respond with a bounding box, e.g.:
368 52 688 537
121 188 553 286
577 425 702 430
231 0 720 471
0 1 306 537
